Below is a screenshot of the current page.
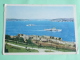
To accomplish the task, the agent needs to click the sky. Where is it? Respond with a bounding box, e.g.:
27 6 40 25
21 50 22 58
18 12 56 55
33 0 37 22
6 5 74 19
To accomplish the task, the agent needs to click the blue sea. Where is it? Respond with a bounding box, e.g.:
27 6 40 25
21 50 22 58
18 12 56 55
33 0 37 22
6 20 75 42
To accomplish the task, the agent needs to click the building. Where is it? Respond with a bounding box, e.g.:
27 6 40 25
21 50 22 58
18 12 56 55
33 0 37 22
18 34 29 42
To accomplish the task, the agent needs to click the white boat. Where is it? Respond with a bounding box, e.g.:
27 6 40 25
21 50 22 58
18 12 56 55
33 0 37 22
26 24 35 26
44 28 62 32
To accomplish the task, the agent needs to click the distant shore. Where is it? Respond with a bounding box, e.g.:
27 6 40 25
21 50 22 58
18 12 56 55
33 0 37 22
6 18 74 22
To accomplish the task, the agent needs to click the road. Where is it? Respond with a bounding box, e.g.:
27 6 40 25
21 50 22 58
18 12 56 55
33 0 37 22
6 43 63 53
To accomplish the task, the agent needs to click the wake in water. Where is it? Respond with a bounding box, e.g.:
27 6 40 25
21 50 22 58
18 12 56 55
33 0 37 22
36 25 53 26
27 30 45 31
26 24 53 26
26 30 62 32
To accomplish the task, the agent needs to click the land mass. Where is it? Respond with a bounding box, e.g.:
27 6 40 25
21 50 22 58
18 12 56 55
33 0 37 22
6 18 74 22
5 34 76 52
51 18 74 22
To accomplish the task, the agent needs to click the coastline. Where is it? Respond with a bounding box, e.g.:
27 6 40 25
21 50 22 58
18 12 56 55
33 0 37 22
5 34 76 51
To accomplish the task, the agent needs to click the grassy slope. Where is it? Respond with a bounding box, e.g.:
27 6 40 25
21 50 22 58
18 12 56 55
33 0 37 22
5 44 39 53
6 41 76 52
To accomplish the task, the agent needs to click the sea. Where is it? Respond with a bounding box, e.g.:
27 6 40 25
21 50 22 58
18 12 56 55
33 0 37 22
5 19 75 42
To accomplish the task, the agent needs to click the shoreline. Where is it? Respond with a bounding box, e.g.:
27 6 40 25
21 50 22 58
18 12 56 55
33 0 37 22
5 34 76 51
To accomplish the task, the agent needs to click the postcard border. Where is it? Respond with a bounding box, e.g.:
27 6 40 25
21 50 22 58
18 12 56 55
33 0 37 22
3 4 78 55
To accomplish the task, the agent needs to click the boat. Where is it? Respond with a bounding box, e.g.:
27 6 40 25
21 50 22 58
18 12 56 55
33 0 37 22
44 28 62 32
26 24 35 26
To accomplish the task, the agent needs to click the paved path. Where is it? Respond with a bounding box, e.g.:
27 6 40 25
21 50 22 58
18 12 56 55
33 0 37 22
6 43 63 53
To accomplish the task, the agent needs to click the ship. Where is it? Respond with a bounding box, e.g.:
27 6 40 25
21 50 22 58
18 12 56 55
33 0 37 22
26 24 35 26
44 28 62 32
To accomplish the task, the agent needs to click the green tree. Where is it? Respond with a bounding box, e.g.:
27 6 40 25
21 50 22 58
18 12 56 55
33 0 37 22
39 44 42 47
26 39 34 49
5 35 11 39
19 37 24 42
26 37 33 44
14 37 19 44
5 44 8 52
59 38 62 40
27 39 32 44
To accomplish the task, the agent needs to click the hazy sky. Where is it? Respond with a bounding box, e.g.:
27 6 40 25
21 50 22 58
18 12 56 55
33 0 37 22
6 6 74 19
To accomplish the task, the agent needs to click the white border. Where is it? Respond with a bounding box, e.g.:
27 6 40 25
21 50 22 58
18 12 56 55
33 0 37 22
73 5 79 54
3 4 7 55
5 4 75 6
3 4 78 55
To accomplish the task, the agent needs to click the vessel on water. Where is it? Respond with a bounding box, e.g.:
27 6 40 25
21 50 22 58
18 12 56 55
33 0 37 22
26 24 35 26
44 28 62 32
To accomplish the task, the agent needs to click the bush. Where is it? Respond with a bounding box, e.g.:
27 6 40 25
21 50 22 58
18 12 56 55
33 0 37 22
5 35 11 39
19 37 24 42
